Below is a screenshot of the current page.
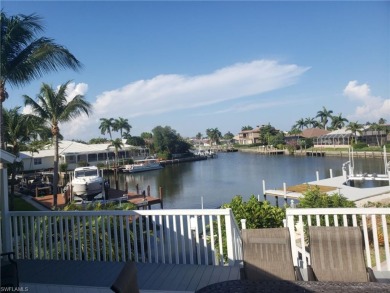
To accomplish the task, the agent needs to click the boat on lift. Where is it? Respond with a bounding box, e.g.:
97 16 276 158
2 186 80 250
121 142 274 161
71 166 103 200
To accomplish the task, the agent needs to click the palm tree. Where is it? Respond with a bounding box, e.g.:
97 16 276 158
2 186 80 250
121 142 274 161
346 121 363 144
109 138 124 190
293 118 306 130
3 107 33 208
24 81 92 208
113 117 131 138
206 128 222 145
378 118 387 125
99 118 114 140
109 138 124 167
0 11 82 152
330 113 349 129
316 106 333 129
369 123 382 146
304 117 317 128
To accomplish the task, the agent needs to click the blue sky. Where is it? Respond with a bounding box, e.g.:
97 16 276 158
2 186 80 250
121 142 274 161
3 1 390 140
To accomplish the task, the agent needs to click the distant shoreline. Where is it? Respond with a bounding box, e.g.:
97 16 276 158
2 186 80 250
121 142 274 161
238 148 386 159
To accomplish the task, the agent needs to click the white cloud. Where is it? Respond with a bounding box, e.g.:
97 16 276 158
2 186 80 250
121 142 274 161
64 82 89 100
343 80 390 122
61 59 309 139
93 60 309 118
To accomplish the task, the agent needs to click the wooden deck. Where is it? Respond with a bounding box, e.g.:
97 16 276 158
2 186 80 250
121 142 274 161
32 187 163 210
18 259 240 293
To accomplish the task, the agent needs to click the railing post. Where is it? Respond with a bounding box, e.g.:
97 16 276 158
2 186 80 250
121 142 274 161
286 210 299 267
0 168 11 252
241 219 246 230
224 209 235 265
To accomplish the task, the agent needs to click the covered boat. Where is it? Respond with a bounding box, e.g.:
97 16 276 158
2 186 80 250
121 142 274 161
71 166 103 200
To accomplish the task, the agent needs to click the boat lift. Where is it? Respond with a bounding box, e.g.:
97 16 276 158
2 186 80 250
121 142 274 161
343 146 390 185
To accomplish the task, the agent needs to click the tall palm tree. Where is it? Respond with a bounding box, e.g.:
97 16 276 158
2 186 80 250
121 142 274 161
304 117 317 128
0 11 82 152
369 123 382 146
109 138 124 190
24 81 92 208
99 118 114 140
330 113 349 129
109 138 124 166
113 117 131 138
293 118 306 130
206 128 222 145
378 118 387 125
346 121 363 144
316 106 333 130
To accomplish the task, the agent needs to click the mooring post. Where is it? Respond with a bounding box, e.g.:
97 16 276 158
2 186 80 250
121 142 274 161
147 185 151 196
136 183 139 194
159 186 163 208
316 171 319 181
262 180 266 201
275 196 279 207
329 169 333 178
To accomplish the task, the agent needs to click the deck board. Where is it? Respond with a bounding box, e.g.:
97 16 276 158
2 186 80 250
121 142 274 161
17 260 240 292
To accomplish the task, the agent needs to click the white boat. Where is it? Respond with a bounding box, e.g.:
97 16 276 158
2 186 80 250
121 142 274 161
123 158 163 173
71 166 103 200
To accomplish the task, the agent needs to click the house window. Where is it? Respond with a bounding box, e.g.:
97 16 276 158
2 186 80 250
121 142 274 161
98 153 107 161
34 158 42 165
88 154 97 162
66 155 76 163
77 154 87 163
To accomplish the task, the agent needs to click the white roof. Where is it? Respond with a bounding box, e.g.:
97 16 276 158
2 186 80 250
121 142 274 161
19 140 143 159
0 149 16 163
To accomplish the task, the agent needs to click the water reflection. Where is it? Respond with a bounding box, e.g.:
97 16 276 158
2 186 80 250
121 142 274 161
107 152 386 209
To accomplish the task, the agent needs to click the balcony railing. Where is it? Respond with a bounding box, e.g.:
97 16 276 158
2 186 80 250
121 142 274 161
8 208 242 266
286 208 390 271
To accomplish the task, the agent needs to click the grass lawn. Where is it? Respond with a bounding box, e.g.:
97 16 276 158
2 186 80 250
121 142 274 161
13 197 39 211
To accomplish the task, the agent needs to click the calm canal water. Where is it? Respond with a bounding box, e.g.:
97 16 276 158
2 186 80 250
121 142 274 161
107 152 386 209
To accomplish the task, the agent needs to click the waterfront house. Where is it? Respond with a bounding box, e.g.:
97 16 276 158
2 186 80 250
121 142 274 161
238 127 260 145
285 128 330 146
314 126 390 147
18 140 150 172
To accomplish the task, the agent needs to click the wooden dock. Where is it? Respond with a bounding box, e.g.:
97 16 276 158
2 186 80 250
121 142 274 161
32 185 163 210
263 184 338 205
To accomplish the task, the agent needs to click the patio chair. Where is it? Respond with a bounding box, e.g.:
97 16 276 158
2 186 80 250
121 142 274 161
241 228 302 281
1 252 19 289
111 261 140 293
308 226 377 282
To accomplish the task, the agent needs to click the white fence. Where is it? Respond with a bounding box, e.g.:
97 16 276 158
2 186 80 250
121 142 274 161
286 208 390 271
8 209 242 266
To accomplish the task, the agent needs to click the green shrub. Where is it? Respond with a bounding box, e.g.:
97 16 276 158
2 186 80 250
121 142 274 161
297 185 355 209
222 195 285 229
59 163 68 172
352 142 368 149
77 160 89 167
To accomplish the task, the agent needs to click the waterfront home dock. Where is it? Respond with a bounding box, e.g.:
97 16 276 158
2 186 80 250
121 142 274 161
32 186 163 209
264 175 390 204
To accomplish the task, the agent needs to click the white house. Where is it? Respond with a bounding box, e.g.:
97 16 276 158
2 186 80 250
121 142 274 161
19 140 150 171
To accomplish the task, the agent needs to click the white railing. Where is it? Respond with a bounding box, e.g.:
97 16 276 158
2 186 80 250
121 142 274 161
286 208 390 271
8 209 241 266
